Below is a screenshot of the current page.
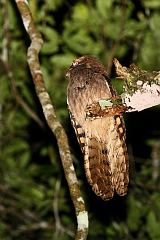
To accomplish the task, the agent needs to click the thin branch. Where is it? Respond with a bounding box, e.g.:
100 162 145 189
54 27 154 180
14 1 88 239
1 0 9 63
2 60 44 128
53 180 63 236
53 179 74 238
0 0 44 128
151 141 160 181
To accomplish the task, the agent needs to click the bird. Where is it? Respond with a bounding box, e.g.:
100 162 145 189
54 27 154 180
66 55 129 200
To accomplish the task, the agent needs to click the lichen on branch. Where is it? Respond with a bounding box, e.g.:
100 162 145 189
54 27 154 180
85 59 160 118
114 58 160 112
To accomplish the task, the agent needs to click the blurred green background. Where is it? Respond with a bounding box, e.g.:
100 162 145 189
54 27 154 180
1 0 160 239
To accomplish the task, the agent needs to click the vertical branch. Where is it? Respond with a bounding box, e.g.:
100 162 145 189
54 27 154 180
151 141 160 181
1 0 9 63
14 1 88 239
1 0 44 128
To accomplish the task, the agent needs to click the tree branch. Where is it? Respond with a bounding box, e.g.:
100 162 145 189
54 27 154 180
85 59 160 118
1 0 44 128
14 1 88 239
114 58 160 112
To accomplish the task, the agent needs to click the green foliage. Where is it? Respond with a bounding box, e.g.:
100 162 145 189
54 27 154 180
147 211 160 240
1 0 160 239
139 13 160 70
127 195 143 232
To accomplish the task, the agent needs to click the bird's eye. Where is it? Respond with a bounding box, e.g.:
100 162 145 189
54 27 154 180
72 59 80 67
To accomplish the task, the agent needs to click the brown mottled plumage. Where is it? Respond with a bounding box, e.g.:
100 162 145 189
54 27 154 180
66 56 129 200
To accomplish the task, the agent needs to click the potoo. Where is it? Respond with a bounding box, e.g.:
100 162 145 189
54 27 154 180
66 56 129 200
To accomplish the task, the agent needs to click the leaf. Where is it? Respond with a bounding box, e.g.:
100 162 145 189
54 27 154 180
139 13 160 70
40 27 59 54
72 3 89 21
147 211 160 239
51 53 76 68
127 196 143 231
143 0 160 8
96 0 113 18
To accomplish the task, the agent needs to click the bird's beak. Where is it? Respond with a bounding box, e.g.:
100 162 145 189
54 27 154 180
66 70 69 77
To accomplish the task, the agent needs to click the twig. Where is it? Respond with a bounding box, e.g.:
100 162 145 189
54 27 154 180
1 0 44 128
151 141 160 181
2 60 44 128
14 1 88 239
12 221 54 236
53 179 74 238
1 0 9 63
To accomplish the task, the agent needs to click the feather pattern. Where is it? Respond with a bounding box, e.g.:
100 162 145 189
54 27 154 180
66 56 129 200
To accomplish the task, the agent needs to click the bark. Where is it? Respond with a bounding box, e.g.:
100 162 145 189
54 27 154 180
86 59 160 117
114 58 160 112
14 1 88 239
